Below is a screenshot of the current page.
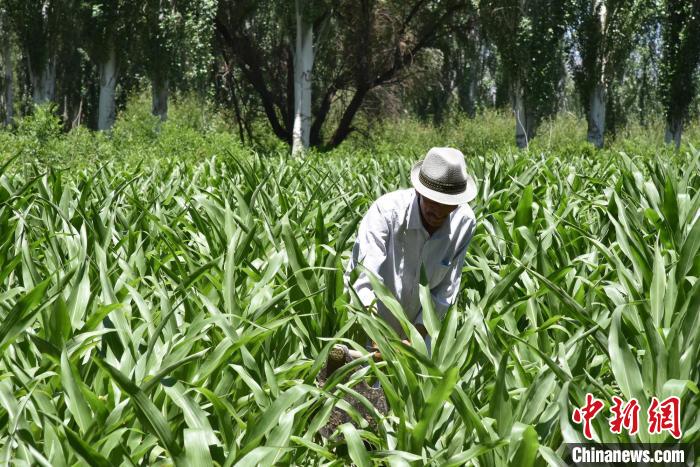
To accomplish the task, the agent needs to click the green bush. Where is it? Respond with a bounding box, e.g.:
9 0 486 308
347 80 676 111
1 93 699 174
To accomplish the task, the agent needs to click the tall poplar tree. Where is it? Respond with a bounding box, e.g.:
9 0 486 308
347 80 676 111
569 0 651 148
142 0 217 121
0 4 13 124
659 0 700 148
81 1 130 130
479 0 571 148
4 0 77 105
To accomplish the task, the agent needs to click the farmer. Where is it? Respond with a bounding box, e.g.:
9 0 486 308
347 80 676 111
344 147 477 353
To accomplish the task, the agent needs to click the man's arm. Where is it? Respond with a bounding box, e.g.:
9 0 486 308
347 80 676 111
431 240 469 318
345 201 391 309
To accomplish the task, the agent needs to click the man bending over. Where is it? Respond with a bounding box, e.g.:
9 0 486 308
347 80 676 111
345 147 477 353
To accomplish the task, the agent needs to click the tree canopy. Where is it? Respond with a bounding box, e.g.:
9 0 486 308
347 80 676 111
0 0 699 148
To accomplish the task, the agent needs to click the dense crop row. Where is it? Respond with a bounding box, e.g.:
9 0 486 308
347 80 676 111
0 143 698 465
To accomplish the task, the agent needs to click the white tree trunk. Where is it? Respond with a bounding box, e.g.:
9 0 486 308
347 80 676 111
665 117 682 149
2 28 12 125
467 78 477 116
587 83 606 148
29 56 56 105
291 0 314 156
98 46 118 130
72 98 83 129
514 80 529 149
587 0 608 149
461 65 477 118
151 77 169 121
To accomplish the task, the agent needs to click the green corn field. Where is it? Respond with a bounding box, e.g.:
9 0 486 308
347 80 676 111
0 141 698 466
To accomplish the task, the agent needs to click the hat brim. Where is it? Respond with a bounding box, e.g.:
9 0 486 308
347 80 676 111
410 161 477 205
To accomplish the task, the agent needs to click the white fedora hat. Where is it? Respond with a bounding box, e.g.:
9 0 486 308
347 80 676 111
410 147 477 205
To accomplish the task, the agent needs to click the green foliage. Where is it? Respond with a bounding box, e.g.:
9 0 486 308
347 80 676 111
347 107 700 157
14 103 63 143
0 95 238 170
0 103 66 167
141 0 217 89
0 99 699 465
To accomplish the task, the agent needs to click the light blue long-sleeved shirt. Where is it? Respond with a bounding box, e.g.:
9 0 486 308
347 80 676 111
344 188 476 336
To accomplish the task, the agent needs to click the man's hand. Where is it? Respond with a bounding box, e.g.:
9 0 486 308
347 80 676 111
369 341 383 361
370 337 418 361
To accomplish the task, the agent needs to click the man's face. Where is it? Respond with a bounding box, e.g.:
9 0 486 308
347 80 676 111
418 192 458 229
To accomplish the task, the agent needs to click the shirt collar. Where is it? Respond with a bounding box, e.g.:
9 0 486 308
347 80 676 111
407 190 453 237
407 191 424 231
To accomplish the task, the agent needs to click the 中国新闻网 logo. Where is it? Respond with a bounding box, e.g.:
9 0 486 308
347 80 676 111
572 393 681 440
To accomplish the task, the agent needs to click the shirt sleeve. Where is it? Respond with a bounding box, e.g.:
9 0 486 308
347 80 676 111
345 201 391 308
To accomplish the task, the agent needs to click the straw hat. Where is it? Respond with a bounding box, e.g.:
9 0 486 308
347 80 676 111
410 147 477 205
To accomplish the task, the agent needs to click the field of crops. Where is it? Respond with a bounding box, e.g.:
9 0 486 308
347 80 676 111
0 115 699 465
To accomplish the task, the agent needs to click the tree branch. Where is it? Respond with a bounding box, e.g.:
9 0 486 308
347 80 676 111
325 85 369 149
310 83 339 147
214 17 291 142
374 2 469 87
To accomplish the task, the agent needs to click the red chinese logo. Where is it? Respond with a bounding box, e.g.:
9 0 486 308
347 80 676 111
572 393 605 440
573 394 682 439
648 396 681 439
609 396 640 435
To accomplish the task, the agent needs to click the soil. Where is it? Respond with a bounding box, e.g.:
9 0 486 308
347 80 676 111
316 350 389 439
